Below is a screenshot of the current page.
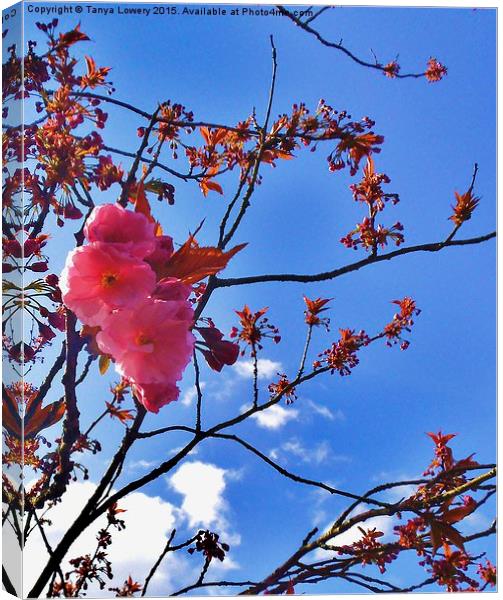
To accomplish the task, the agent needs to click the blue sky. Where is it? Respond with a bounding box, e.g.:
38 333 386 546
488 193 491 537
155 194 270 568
18 2 496 595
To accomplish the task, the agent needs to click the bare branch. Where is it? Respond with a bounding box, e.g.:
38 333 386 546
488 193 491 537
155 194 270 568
34 312 84 510
35 341 66 406
141 529 177 596
221 36 278 249
276 5 431 79
118 107 160 207
193 351 203 432
171 580 258 596
205 431 394 509
216 231 496 288
303 6 332 25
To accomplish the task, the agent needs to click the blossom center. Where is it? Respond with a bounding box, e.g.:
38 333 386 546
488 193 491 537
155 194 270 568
101 272 118 287
135 332 154 346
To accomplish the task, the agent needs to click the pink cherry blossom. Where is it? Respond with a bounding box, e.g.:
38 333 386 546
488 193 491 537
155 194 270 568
131 382 180 413
84 203 156 258
96 298 195 385
144 235 174 272
60 243 156 326
153 277 191 302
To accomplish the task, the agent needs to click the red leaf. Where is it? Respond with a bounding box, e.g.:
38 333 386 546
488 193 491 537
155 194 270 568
106 402 134 424
58 25 89 48
132 181 154 222
159 237 246 284
200 178 223 197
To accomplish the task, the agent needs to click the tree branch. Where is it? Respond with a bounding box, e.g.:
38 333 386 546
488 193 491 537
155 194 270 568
205 431 393 509
142 529 177 597
276 5 431 79
216 231 496 288
34 312 83 509
240 467 496 595
118 107 160 207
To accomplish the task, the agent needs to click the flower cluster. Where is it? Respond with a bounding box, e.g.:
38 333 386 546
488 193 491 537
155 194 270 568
182 99 386 196
338 527 398 574
425 57 448 83
231 305 281 357
188 530 230 563
303 296 332 329
395 433 493 592
60 204 195 413
427 545 479 592
478 560 497 588
449 189 480 227
383 60 400 78
383 297 421 350
109 576 143 597
55 503 127 596
341 218 404 251
341 157 404 252
333 433 495 592
394 517 427 552
350 156 399 213
316 329 369 375
268 373 298 405
422 431 460 476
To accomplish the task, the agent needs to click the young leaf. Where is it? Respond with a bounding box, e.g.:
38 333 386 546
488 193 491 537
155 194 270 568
99 355 111 375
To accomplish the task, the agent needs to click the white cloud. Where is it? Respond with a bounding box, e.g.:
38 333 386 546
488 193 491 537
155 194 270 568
371 471 418 503
22 460 242 597
169 445 199 457
181 382 206 407
333 514 394 546
283 439 330 465
249 404 298 430
307 400 345 422
23 481 181 596
206 376 238 402
233 358 282 380
270 438 350 466
128 458 157 470
170 461 226 528
311 508 328 527
169 461 241 549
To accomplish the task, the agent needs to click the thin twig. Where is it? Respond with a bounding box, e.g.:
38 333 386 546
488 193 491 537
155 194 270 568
118 107 160 207
35 342 66 407
221 36 278 249
297 324 313 379
171 580 258 596
303 6 332 25
193 351 203 432
75 354 96 387
252 348 259 408
443 163 479 245
35 312 83 509
141 529 177 596
33 511 66 596
206 432 393 508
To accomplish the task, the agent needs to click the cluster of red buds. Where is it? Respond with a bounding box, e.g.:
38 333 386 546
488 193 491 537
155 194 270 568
268 373 298 405
188 530 230 563
231 305 281 357
383 297 421 350
315 329 369 375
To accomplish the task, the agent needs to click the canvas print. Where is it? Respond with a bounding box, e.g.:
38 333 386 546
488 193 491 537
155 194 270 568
2 1 497 597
